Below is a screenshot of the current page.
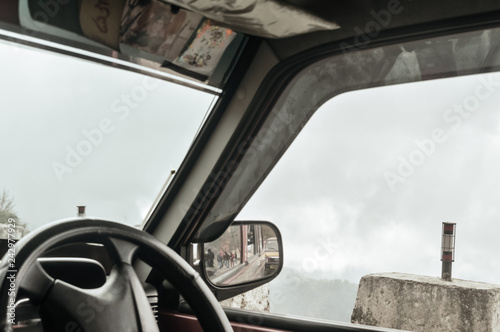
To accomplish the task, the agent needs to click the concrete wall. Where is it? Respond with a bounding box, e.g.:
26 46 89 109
351 273 500 332
220 283 270 312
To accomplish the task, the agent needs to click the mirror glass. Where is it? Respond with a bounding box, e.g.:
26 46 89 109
203 222 282 286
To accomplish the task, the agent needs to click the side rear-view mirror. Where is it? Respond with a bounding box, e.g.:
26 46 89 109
198 221 283 301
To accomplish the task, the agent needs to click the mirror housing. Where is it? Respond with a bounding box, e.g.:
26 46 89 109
197 221 283 301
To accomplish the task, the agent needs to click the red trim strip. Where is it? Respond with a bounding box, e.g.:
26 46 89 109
159 310 291 332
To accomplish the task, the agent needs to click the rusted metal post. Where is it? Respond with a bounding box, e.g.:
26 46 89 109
441 222 456 281
77 206 86 217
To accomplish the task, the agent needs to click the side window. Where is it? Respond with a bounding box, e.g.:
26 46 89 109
231 71 500 324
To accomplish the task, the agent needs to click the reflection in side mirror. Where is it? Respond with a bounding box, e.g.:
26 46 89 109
202 221 282 287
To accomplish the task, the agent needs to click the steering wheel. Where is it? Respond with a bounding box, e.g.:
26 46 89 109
0 218 232 332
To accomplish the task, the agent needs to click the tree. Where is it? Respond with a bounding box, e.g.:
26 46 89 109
0 189 28 238
0 189 18 224
262 225 276 241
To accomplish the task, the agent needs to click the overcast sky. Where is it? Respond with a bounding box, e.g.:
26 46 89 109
0 40 215 229
238 72 500 286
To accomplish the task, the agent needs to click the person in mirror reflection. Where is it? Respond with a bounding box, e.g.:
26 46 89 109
206 249 214 267
230 252 235 267
224 251 230 268
217 251 223 268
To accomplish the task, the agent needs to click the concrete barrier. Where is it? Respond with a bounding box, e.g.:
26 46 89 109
351 273 500 331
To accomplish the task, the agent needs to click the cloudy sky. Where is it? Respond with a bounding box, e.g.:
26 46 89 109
0 40 215 229
238 72 500 286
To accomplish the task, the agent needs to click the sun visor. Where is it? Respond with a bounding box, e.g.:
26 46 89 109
13 0 335 86
164 0 340 38
14 0 247 87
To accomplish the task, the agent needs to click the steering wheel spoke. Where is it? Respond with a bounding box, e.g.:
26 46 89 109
107 237 139 265
19 260 54 304
39 264 159 331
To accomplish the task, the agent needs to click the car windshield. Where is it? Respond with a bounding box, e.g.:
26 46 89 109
0 39 217 233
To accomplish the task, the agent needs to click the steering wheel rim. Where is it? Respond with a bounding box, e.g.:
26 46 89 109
0 218 232 332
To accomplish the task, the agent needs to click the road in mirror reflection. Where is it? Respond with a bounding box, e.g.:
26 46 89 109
204 223 280 286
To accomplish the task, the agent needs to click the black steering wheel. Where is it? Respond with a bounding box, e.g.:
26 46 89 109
0 218 232 331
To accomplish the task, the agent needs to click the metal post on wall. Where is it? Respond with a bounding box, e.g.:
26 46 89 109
441 222 456 281
77 206 86 217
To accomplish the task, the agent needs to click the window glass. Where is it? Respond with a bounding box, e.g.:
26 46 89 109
0 40 216 233
236 71 500 323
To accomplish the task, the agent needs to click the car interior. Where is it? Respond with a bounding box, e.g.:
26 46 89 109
2 0 500 331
